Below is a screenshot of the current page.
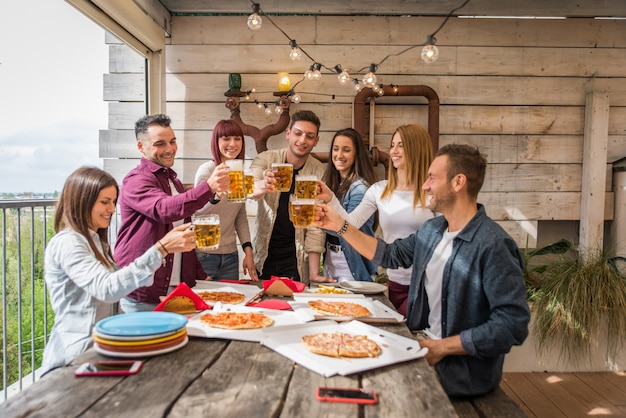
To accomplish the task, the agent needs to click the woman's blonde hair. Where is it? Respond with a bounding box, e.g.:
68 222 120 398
380 124 434 208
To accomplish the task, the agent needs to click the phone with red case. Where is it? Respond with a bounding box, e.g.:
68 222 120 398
316 387 378 404
74 360 143 377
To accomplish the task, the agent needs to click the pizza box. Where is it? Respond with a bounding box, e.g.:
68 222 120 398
186 303 314 342
290 295 405 324
191 282 263 307
260 320 427 377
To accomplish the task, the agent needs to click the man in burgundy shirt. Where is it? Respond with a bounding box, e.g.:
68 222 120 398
115 114 229 312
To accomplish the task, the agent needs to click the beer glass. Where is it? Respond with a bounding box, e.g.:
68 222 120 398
295 175 318 199
271 163 293 192
290 198 316 228
244 169 255 197
225 159 246 203
193 214 221 252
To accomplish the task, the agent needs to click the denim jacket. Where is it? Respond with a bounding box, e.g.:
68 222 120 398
373 204 530 397
332 179 378 281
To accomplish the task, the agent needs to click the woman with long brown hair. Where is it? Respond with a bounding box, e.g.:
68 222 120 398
42 166 195 375
319 124 435 315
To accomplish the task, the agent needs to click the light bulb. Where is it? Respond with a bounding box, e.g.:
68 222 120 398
247 4 262 30
277 72 291 91
256 102 263 109
372 84 381 94
338 70 350 85
421 35 438 63
377 85 385 96
362 63 377 87
292 93 301 103
312 69 322 81
289 40 301 61
274 105 283 115
353 79 363 92
264 105 272 115
304 68 314 80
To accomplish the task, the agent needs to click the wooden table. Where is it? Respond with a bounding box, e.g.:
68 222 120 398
1 292 458 418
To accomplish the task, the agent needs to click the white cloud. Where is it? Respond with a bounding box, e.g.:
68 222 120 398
0 0 108 193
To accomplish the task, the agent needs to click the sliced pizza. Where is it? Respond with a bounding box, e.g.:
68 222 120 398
199 312 274 330
196 291 246 305
301 332 381 358
307 300 371 317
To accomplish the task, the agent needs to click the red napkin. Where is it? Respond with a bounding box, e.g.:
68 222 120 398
247 299 292 310
262 276 306 296
153 283 210 312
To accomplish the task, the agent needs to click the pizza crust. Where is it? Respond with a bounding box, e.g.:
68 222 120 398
196 291 246 305
302 332 382 358
199 312 274 330
163 296 196 314
307 300 371 317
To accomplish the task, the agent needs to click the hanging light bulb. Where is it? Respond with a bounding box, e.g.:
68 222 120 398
362 63 377 87
264 104 272 115
304 64 315 80
274 104 284 115
334 65 351 85
292 93 301 103
372 84 381 94
376 84 385 96
247 3 262 30
312 63 322 81
421 34 439 63
353 79 363 92
289 40 301 61
256 100 263 109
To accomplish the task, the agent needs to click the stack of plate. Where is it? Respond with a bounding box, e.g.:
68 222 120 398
93 312 189 358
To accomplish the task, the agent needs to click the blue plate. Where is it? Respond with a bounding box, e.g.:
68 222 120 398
95 312 188 337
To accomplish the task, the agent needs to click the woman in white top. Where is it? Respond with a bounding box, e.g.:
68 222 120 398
319 124 435 315
193 119 258 281
42 166 195 375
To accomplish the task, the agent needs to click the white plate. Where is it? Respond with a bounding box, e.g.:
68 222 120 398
186 304 314 342
260 320 427 377
94 336 189 358
192 283 263 306
339 281 387 294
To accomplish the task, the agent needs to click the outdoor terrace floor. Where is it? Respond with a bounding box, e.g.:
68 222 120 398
501 372 626 417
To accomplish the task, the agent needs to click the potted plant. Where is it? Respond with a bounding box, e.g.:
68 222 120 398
523 240 626 363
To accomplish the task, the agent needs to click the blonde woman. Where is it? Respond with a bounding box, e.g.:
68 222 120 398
319 124 435 315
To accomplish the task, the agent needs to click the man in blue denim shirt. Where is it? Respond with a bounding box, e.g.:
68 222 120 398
315 144 530 398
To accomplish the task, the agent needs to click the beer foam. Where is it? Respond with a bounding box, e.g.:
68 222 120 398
225 159 243 171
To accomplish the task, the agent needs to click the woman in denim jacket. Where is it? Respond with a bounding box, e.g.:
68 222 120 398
321 128 378 282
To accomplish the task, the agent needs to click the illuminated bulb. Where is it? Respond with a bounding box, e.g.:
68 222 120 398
264 105 272 115
353 79 363 92
334 65 351 85
256 101 263 109
372 84 381 94
274 105 283 115
292 93 301 103
304 65 315 80
247 4 262 30
377 85 385 96
421 35 439 63
277 72 291 91
312 67 322 81
245 93 250 100
362 63 377 87
289 40 301 61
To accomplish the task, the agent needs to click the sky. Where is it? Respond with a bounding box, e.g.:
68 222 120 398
0 0 108 194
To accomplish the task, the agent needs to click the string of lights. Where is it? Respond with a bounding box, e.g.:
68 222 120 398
241 0 470 114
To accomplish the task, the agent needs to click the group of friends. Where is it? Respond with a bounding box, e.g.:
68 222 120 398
41 110 530 399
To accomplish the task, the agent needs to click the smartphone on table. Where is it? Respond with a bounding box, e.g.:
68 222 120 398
74 360 143 377
316 387 378 405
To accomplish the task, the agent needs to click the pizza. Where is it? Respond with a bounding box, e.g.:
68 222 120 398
163 296 197 314
307 300 371 317
301 332 382 358
196 291 246 304
199 312 274 330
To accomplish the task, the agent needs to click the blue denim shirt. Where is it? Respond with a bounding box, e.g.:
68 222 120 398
373 204 530 397
336 179 378 281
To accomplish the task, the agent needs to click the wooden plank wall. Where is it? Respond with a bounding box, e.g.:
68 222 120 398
101 16 626 248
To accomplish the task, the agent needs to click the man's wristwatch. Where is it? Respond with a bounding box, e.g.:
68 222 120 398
337 220 349 236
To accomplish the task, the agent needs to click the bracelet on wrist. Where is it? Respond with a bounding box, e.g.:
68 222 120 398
158 241 169 256
242 241 253 250
336 220 349 236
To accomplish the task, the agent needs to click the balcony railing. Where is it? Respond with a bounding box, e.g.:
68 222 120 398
0 199 121 401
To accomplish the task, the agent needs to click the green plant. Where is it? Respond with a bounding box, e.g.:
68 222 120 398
522 238 573 294
529 248 626 362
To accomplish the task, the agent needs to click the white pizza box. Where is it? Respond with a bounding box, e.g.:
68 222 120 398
260 320 428 377
186 303 314 342
290 295 405 323
191 282 263 306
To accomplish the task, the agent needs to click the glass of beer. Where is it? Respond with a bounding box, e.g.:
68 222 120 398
290 198 316 228
225 159 246 203
271 163 293 192
295 175 318 199
193 214 221 252
244 169 255 198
